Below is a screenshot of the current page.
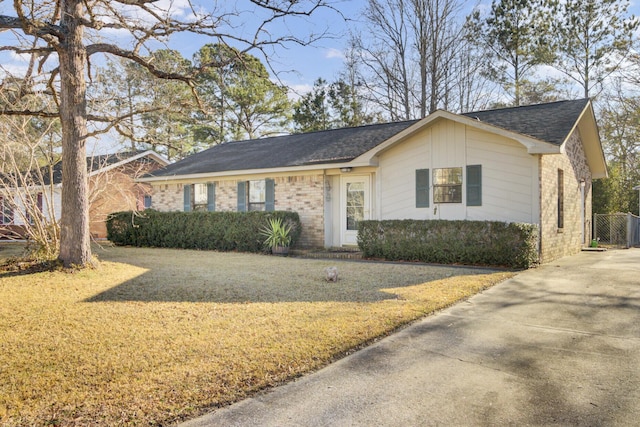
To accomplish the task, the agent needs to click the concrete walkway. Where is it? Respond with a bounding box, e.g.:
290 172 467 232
182 249 640 426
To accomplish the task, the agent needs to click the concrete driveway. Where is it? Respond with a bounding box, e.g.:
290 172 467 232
182 249 640 426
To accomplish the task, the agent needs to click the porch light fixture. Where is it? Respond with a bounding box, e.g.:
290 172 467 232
340 167 352 173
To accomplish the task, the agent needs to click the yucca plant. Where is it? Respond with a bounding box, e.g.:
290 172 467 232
260 217 292 254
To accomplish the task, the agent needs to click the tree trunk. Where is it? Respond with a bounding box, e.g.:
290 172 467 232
58 0 92 268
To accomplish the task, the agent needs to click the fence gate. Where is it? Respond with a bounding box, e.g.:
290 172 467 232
594 213 640 248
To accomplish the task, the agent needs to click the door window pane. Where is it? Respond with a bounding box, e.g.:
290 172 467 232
346 182 364 231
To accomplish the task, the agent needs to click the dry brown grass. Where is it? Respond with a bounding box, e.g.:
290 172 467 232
0 245 515 426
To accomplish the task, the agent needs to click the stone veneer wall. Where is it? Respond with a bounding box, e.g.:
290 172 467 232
150 173 325 248
539 130 592 263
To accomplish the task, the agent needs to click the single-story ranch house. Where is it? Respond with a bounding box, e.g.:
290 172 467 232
139 99 607 263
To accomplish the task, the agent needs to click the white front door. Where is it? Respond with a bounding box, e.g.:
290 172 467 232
341 175 370 246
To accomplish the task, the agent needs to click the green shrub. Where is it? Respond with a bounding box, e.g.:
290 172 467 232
107 210 302 253
357 219 538 268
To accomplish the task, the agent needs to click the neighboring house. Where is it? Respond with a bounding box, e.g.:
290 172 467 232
139 99 607 263
1 150 169 239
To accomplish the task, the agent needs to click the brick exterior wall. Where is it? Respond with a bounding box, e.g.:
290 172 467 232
151 183 184 212
216 180 239 212
274 175 324 248
539 130 592 263
89 159 163 238
150 173 325 248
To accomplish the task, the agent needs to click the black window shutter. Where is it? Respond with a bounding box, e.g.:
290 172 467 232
466 165 482 206
207 183 216 212
416 169 430 208
237 181 246 212
265 179 275 211
183 184 191 212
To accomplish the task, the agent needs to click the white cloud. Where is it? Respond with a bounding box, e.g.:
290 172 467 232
148 0 192 19
9 51 32 62
286 83 314 101
324 48 345 60
0 63 29 78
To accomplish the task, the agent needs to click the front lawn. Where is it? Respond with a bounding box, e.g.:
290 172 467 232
0 245 514 426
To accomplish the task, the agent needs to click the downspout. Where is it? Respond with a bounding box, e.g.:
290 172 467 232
538 155 543 263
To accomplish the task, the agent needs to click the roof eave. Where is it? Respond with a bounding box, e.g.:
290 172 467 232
566 100 608 179
136 161 371 183
88 150 170 177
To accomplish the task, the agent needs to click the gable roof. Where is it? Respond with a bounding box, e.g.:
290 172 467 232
460 98 590 146
3 150 168 188
45 150 168 185
143 99 602 180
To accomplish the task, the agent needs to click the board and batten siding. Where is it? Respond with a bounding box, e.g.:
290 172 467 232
378 125 433 220
377 120 539 224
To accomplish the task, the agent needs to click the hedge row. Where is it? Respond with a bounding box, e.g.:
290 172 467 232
106 210 301 252
357 219 539 268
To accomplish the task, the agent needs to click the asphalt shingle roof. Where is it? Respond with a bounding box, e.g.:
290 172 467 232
461 98 589 145
42 150 152 185
149 99 590 178
149 120 419 177
0 150 152 186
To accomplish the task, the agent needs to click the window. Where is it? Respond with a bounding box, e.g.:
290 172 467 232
248 180 266 211
143 195 152 209
0 196 13 225
192 183 208 211
433 167 462 203
415 169 430 208
466 165 482 206
237 179 275 212
557 169 564 229
183 183 215 212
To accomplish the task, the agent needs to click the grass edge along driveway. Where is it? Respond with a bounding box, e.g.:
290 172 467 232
0 245 515 426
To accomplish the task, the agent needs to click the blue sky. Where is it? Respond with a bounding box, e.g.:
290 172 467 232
163 1 366 96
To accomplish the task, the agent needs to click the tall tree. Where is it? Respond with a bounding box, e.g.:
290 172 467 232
293 78 332 132
410 0 463 115
445 34 501 112
118 50 198 160
593 88 640 214
467 0 555 106
333 40 384 124
191 43 234 145
550 0 639 98
356 0 414 120
192 43 291 143
0 0 330 268
292 77 377 132
353 0 479 119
